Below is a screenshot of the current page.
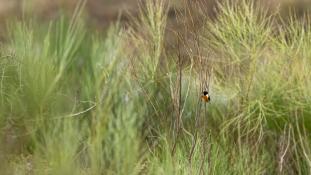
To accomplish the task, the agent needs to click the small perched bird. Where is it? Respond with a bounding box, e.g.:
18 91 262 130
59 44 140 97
201 91 210 103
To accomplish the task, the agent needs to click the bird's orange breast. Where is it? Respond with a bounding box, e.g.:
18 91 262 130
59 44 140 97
201 95 209 102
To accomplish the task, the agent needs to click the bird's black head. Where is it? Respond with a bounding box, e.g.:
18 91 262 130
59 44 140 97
203 91 208 96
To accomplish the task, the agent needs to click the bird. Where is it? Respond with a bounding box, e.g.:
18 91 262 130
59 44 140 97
201 91 210 103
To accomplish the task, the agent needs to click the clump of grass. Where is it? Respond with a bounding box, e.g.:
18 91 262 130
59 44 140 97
201 0 311 174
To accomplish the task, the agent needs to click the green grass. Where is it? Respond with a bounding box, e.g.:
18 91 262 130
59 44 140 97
1 0 311 174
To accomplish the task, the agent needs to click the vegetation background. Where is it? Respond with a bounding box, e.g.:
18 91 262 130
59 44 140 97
1 0 311 174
